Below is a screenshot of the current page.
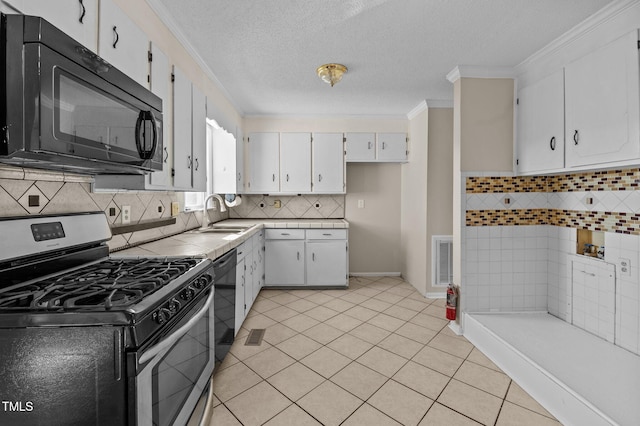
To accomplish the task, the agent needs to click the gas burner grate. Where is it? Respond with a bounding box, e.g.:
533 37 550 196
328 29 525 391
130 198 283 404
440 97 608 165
0 257 200 311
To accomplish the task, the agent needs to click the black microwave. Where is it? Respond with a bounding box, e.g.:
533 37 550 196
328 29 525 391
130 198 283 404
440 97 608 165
0 13 163 175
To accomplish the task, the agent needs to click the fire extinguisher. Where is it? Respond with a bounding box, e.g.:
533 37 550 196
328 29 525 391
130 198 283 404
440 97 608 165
446 284 458 321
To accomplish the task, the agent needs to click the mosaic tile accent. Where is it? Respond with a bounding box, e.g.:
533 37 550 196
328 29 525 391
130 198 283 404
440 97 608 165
466 176 547 193
466 209 550 226
466 209 640 235
466 168 640 193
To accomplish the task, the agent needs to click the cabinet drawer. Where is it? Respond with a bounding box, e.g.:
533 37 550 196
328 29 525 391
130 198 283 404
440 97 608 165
236 241 251 261
265 229 305 240
306 229 347 240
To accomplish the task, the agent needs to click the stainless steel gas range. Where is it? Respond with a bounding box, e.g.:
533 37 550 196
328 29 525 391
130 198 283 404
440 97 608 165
0 212 215 426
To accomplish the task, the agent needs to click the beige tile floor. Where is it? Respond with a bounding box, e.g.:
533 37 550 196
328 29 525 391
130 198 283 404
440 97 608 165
209 276 562 426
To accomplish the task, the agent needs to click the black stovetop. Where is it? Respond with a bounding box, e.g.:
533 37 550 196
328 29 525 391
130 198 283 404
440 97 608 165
0 257 200 312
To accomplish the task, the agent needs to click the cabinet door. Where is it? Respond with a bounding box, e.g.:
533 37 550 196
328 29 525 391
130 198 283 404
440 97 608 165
280 133 311 193
172 66 193 190
516 70 565 173
312 133 345 193
148 42 171 187
345 133 375 161
253 238 264 299
247 133 279 193
191 85 207 191
236 127 245 193
265 240 305 286
234 258 246 335
98 0 148 86
5 0 98 51
565 30 640 167
244 250 254 314
377 133 407 162
212 127 238 194
306 241 348 286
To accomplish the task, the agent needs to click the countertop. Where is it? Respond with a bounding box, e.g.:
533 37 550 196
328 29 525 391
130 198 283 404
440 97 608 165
114 219 348 260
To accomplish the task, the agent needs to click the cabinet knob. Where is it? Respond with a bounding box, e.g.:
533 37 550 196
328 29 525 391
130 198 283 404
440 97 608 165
573 130 579 145
296 251 300 261
549 136 556 151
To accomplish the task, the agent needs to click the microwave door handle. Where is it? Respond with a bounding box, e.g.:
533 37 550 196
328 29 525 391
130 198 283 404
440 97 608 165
138 290 213 365
135 111 158 160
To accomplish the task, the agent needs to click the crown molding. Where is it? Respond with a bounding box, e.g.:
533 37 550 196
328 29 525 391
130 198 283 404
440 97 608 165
407 101 427 119
426 99 454 109
243 113 409 120
446 66 516 83
145 0 244 115
515 0 638 72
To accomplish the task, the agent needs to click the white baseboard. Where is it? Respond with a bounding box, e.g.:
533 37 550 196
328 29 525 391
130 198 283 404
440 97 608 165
448 320 463 335
463 313 616 426
426 292 446 299
349 272 402 277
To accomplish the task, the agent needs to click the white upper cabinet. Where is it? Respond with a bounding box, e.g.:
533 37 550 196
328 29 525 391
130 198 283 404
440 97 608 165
345 132 407 162
172 66 192 190
247 132 280 193
4 0 98 51
280 133 311 193
312 133 345 193
211 127 242 194
345 132 376 161
191 85 207 192
377 133 408 162
98 0 148 86
565 29 640 167
516 69 565 173
147 42 171 188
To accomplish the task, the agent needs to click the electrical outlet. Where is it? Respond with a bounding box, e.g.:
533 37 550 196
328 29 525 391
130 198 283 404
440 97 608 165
357 199 365 209
121 205 131 224
171 202 179 217
619 257 631 276
274 200 281 209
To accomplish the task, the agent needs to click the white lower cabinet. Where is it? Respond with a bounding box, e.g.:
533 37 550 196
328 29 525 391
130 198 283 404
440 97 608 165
265 238 306 286
265 228 348 287
234 232 264 333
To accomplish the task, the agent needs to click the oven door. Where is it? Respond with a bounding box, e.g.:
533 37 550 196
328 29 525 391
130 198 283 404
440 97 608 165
135 289 215 426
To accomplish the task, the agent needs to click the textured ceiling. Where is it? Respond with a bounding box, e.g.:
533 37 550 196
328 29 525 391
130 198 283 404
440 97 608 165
153 0 613 117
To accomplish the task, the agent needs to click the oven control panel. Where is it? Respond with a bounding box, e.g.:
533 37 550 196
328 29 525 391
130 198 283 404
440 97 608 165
31 222 65 241
151 273 213 325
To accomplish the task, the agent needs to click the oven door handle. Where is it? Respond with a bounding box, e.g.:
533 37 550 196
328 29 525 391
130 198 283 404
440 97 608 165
139 290 214 365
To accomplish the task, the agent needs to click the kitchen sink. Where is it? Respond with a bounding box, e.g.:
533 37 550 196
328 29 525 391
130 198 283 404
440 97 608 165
194 225 252 234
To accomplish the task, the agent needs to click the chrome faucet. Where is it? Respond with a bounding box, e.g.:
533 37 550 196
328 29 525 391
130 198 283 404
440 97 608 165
200 194 226 230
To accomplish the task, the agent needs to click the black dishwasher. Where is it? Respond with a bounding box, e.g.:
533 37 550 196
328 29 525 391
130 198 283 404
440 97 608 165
213 249 237 370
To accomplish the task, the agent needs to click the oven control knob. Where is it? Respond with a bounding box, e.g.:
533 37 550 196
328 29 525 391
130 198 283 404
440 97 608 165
168 298 181 313
180 286 195 301
153 308 171 325
194 274 212 289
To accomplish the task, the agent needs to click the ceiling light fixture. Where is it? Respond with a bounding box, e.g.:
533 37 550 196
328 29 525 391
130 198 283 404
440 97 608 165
317 63 348 87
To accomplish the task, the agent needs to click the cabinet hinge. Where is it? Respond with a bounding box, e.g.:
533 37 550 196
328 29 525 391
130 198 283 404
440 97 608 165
171 168 175 177
516 159 519 165
148 51 153 62
171 73 175 83
147 75 150 83
343 137 346 143
637 40 640 49
247 137 250 143
406 137 409 142
406 150 409 156
516 98 519 105
310 136 313 142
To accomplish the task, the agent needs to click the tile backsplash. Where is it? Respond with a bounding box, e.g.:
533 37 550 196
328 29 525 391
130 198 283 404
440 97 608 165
461 168 640 356
0 166 203 252
229 195 345 219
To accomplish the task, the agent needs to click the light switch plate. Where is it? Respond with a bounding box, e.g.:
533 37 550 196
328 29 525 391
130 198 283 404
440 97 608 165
171 202 180 217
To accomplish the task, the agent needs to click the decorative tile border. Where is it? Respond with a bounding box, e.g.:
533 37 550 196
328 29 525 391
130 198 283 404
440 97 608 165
466 168 640 193
466 208 640 235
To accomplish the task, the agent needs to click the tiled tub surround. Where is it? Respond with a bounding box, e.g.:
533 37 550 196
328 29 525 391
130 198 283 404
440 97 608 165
462 168 640 357
229 195 345 220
